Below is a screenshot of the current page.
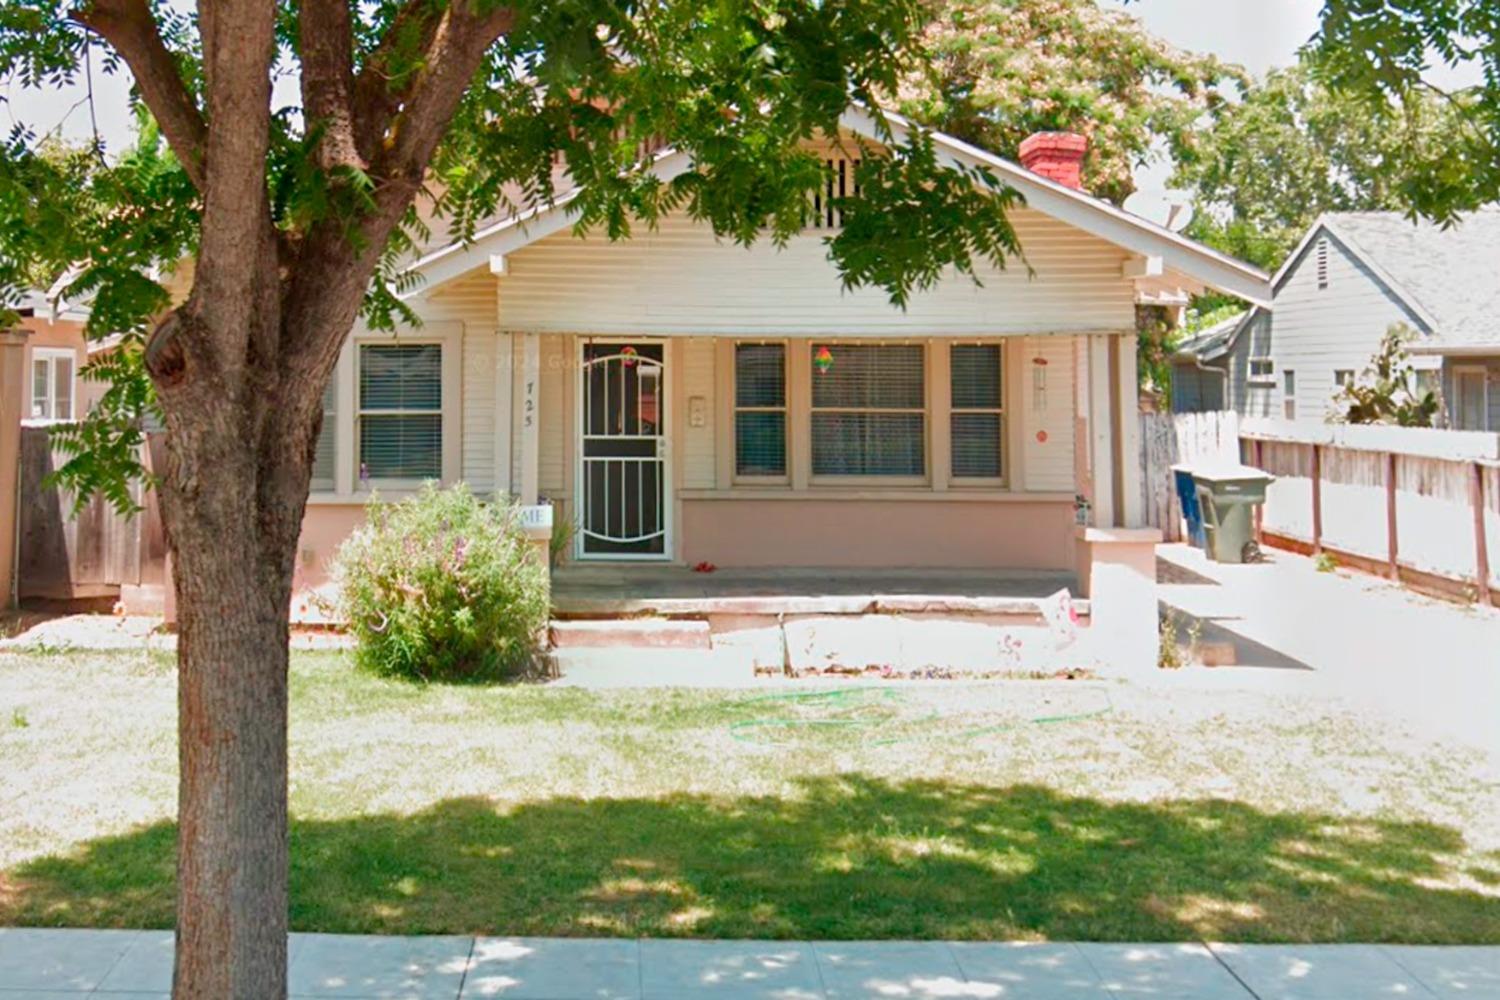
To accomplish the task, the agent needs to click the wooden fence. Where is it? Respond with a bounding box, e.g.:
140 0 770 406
1243 420 1500 604
1138 410 1241 542
16 424 167 602
1140 412 1500 604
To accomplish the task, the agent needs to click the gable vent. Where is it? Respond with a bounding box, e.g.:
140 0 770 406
1316 237 1330 290
809 157 860 229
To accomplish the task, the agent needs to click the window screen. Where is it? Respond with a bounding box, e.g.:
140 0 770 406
734 344 786 476
359 343 442 481
310 380 337 491
950 344 1003 478
810 344 925 476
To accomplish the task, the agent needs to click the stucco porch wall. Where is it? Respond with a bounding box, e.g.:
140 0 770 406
678 497 1077 570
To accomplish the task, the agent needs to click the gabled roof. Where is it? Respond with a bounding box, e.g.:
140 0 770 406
1171 309 1252 364
407 107 1272 306
1275 210 1500 352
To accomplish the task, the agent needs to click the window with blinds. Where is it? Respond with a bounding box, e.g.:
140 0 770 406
950 344 1004 479
810 343 925 477
734 343 787 477
310 380 337 491
358 343 442 481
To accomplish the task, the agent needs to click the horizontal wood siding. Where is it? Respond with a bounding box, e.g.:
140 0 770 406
1021 335 1077 492
680 339 717 489
425 272 503 492
1274 231 1429 422
495 209 1134 336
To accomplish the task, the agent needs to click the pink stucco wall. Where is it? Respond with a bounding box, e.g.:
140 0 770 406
294 504 368 589
680 498 1076 570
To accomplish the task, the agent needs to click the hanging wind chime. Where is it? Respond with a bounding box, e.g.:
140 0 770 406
814 345 834 374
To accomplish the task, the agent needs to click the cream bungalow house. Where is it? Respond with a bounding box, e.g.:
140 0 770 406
285 111 1270 667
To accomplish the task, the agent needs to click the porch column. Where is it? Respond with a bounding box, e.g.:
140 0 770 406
514 332 541 505
1086 334 1115 527
1115 333 1145 527
0 327 28 607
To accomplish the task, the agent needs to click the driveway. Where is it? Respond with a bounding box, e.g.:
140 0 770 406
1156 542 1500 756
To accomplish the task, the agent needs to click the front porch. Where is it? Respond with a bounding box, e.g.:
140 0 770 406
551 564 1082 617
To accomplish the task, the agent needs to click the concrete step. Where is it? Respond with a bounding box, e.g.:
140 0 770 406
549 618 712 650
549 646 757 687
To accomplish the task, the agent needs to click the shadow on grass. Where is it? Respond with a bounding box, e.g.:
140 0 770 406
3 776 1498 943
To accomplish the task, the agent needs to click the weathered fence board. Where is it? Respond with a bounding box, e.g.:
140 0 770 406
1240 419 1500 601
1138 410 1241 541
15 425 162 601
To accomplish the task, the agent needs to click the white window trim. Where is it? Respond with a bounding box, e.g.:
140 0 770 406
30 347 77 422
1247 356 1274 384
808 340 929 486
949 341 1007 487
309 323 463 498
1453 364 1491 432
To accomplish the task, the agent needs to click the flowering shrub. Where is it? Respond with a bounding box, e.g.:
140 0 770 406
334 484 549 682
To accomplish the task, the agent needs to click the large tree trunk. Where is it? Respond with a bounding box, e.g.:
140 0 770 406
153 300 323 999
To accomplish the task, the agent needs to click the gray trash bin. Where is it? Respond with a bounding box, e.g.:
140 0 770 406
1191 465 1275 564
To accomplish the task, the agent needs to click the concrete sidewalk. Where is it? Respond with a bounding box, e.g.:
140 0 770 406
3 928 1499 998
1155 542 1500 755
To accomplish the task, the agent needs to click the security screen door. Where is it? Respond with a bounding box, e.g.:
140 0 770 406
578 342 669 559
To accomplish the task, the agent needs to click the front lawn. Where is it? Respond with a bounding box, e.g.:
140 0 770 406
1 648 1498 942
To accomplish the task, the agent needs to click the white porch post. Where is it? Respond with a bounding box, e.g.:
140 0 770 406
1086 334 1115 527
1116 333 1145 527
1075 331 1160 676
514 332 541 505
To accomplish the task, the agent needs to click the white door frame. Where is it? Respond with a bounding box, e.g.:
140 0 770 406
574 337 673 561
1453 364 1490 432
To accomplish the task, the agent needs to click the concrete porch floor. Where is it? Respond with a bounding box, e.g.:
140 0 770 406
550 565 1080 617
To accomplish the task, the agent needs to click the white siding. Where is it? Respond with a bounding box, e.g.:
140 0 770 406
423 272 504 492
537 334 567 495
1272 232 1429 421
680 339 717 489
495 209 1135 336
1021 336 1076 492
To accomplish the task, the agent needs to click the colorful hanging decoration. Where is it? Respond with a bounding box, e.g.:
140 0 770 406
814 345 834 374
620 344 639 367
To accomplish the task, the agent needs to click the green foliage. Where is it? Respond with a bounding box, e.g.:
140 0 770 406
1308 0 1500 224
1332 325 1440 428
897 0 1243 205
1172 61 1460 270
333 485 550 683
0 0 1051 510
1314 552 1339 574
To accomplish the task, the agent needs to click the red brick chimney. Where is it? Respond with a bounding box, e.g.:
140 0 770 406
1018 132 1089 190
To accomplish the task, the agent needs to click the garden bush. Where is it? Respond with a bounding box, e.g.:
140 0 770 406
334 484 550 682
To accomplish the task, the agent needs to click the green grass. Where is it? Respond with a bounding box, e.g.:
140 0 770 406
2 648 1498 942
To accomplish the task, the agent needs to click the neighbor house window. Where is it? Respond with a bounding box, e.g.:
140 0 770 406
950 344 1004 479
734 343 787 477
358 343 442 482
30 348 75 421
1248 357 1273 382
310 380 337 491
1334 369 1356 389
1283 370 1297 420
810 343 925 477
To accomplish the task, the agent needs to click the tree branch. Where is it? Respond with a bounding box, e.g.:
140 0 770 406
298 0 363 171
70 0 207 190
373 4 516 203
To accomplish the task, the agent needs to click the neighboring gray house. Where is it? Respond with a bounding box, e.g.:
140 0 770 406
1170 307 1273 416
1173 210 1500 428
